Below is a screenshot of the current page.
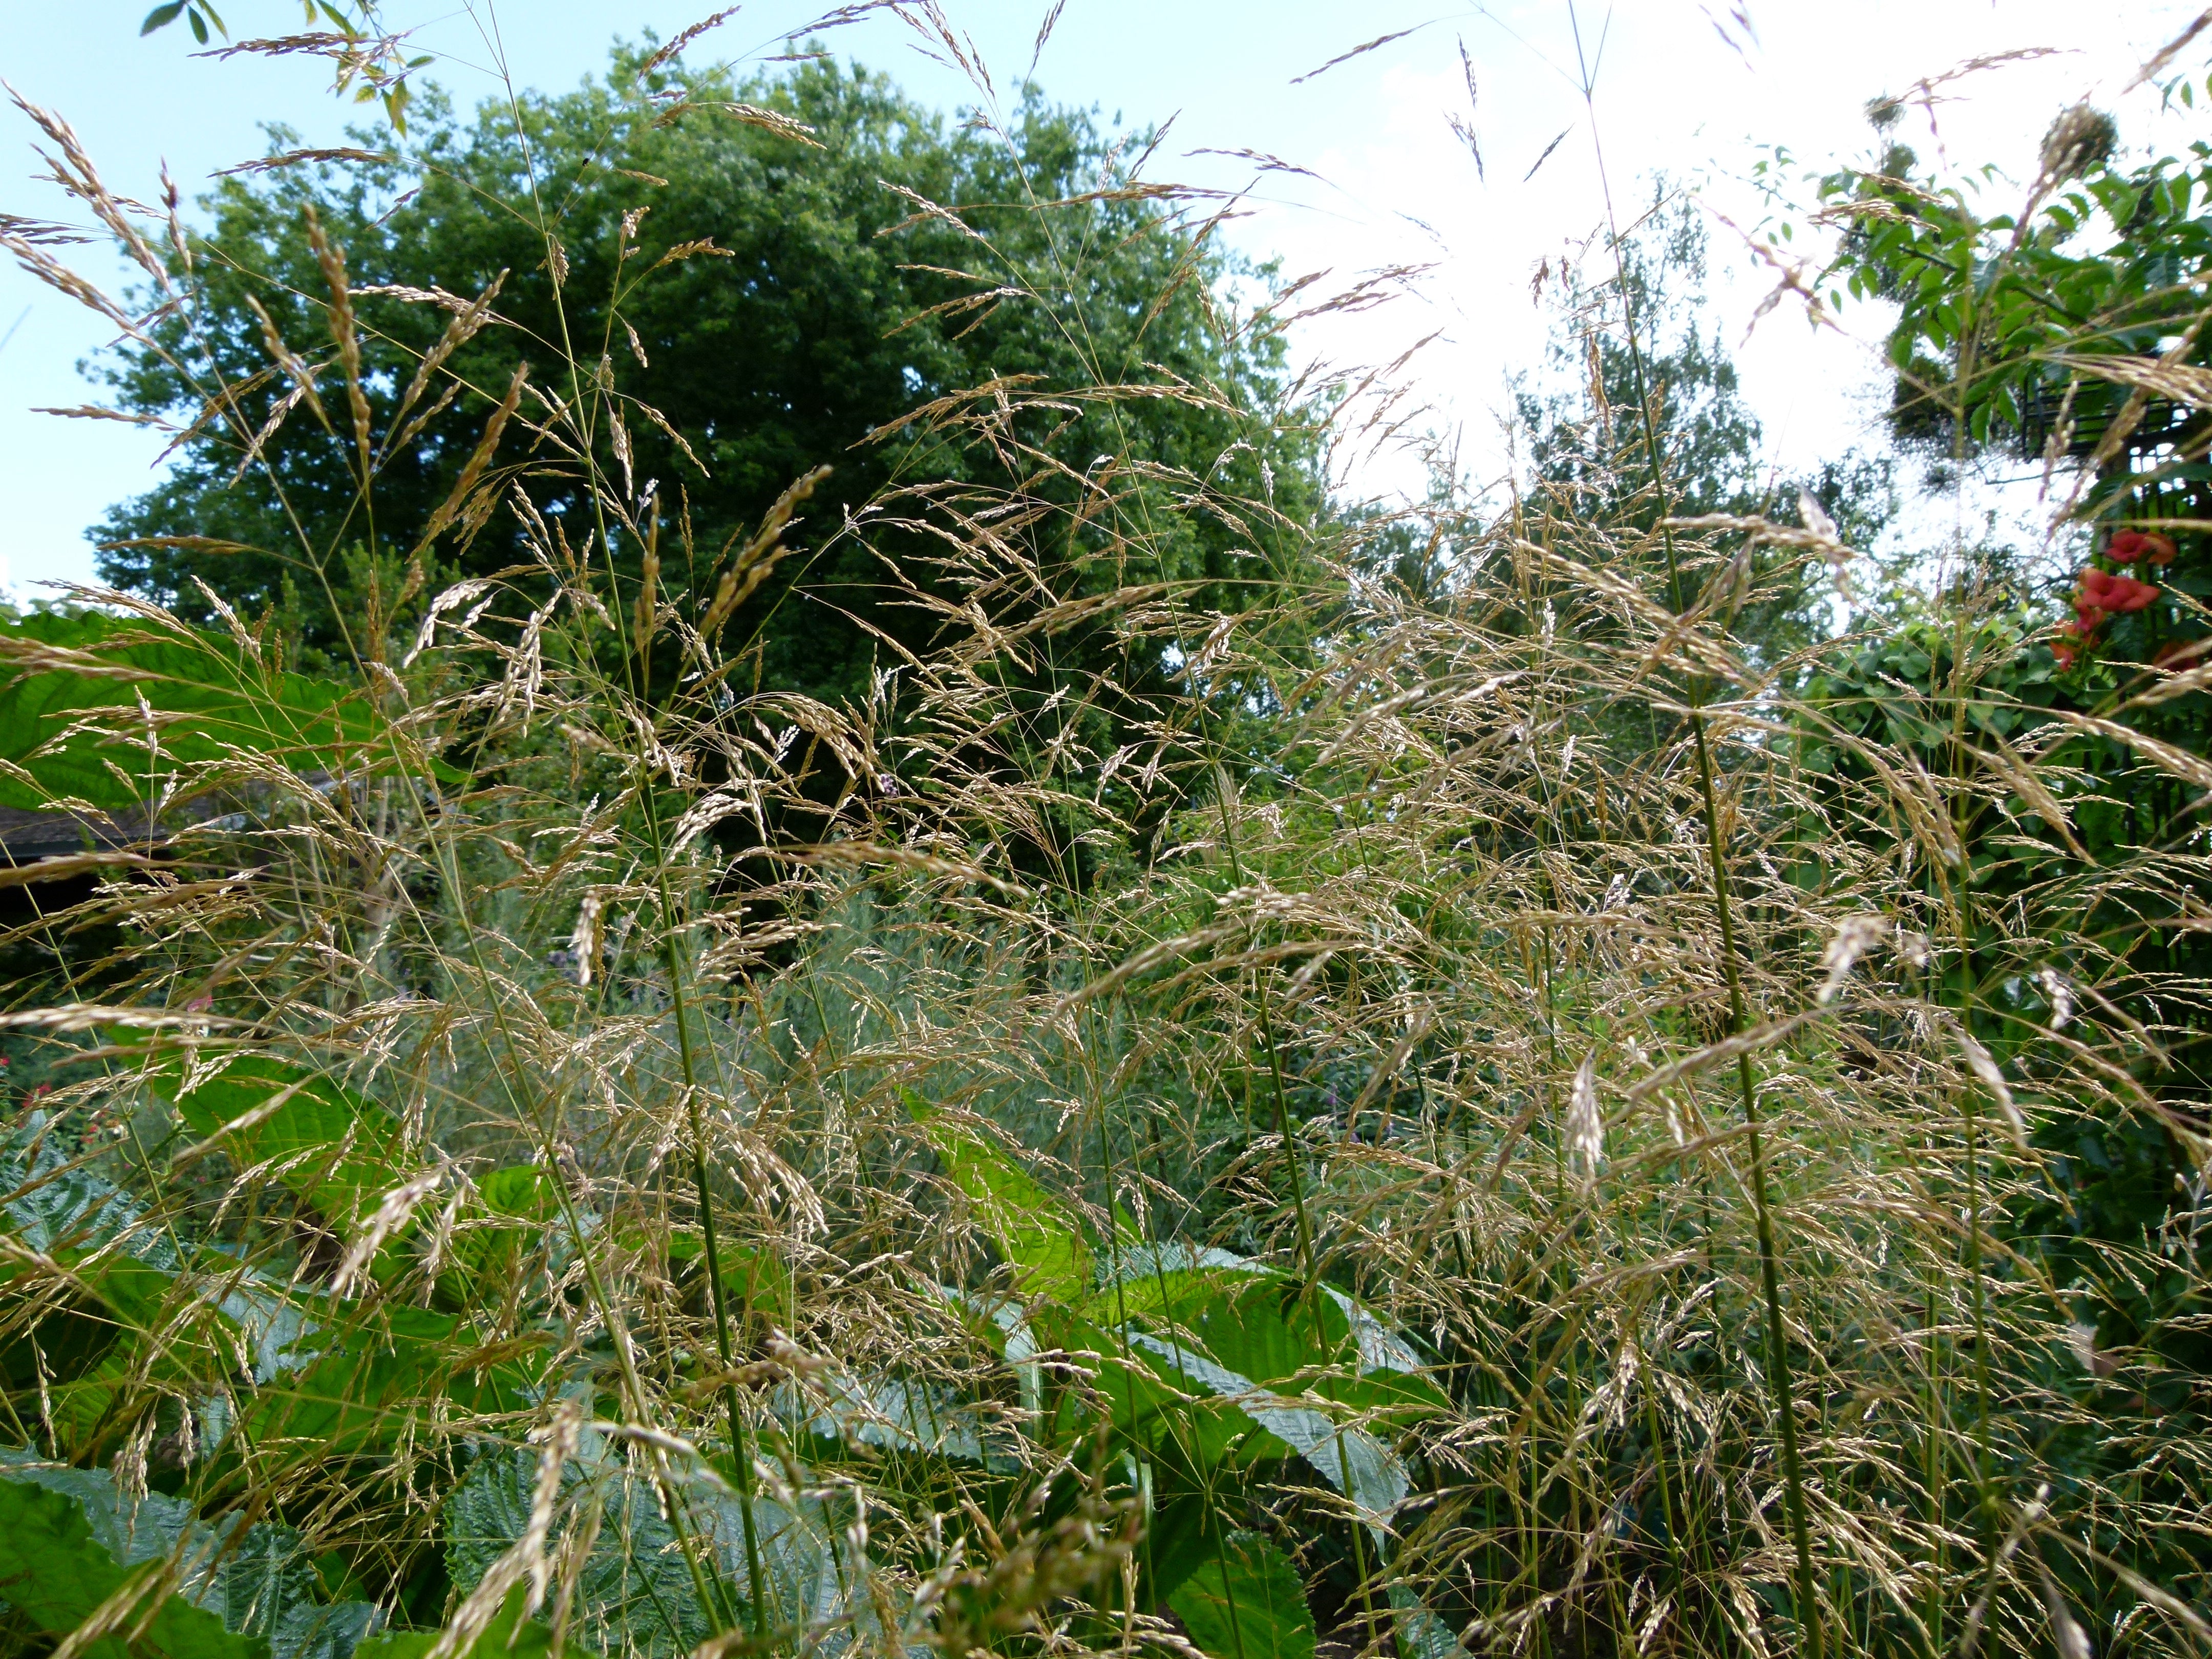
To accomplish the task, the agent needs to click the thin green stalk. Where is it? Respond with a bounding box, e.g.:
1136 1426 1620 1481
481 13 777 1612
1198 742 1379 1652
1923 1271 1946 1658
1934 629 2003 1592
1565 8 1822 1653
623 578 773 1636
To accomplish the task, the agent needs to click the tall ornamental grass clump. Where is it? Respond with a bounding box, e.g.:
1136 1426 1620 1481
0 11 2207 1658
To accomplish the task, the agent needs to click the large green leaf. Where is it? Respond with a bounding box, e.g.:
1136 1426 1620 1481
1 1089 526 1463
1180 1278 1449 1421
0 609 399 814
236 1304 537 1469
1166 1530 1315 1659
905 1096 1091 1300
157 1055 410 1237
353 1586 580 1659
0 1109 193 1447
1 1240 309 1455
157 1058 580 1306
1141 1490 1225 1604
0 1450 380 1659
1115 1326 1411 1527
442 1164 564 1294
32 1252 253 1450
1025 1304 1251 1476
0 1105 172 1266
0 1469 264 1659
1094 1251 1450 1422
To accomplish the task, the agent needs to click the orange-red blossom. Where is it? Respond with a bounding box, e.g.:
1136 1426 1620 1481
2077 566 2158 628
2108 529 2180 566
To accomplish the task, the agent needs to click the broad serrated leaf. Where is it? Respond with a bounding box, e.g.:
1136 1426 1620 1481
904 1094 1090 1299
0 609 438 815
0 1450 379 1659
1167 1530 1315 1659
446 1440 855 1659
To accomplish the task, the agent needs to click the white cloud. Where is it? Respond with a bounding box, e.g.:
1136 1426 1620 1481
4 0 2203 598
1195 0 2207 557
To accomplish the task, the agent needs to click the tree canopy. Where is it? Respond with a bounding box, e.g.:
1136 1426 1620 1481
1515 191 1894 664
95 45 1322 704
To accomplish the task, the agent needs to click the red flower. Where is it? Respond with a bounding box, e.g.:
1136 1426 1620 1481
2077 568 2117 627
2108 529 2149 563
2153 635 2208 670
2053 642 2078 670
2077 567 2157 619
2143 531 2179 566
2105 574 2159 614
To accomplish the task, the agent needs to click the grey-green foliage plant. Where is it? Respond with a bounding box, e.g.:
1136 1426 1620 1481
0 1448 380 1659
443 1432 854 1659
0 1055 546 1464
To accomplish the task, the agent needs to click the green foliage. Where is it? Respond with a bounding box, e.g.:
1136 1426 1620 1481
0 1450 380 1659
1167 1530 1317 1659
1820 118 2212 471
158 1054 409 1236
0 609 402 815
140 1 227 50
4 1051 544 1467
94 50 1319 707
1521 191 1769 523
0 1464 265 1659
352 1590 569 1659
17 19 2212 1657
139 4 427 134
1807 93 2212 1348
443 1441 844 1658
887 1120 1441 1634
236 1301 536 1469
443 1446 708 1659
909 1094 1095 1300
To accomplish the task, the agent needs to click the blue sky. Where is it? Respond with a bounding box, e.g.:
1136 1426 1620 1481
3 1 2205 596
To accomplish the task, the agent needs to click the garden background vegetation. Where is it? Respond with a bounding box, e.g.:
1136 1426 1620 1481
2 7 2209 1658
